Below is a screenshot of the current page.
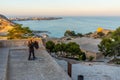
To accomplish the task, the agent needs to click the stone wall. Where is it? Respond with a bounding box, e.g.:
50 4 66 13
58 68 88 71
0 38 43 47
0 39 27 47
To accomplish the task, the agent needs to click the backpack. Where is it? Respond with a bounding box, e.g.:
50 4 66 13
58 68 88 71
34 41 39 49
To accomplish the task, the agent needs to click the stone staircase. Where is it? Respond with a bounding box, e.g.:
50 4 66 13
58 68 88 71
0 45 71 80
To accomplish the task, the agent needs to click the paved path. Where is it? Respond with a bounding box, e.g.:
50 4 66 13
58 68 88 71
8 48 71 80
0 48 9 80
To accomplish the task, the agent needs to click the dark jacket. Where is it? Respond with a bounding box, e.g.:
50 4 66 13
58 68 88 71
28 42 34 51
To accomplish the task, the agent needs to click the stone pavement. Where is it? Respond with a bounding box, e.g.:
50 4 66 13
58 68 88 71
0 47 71 80
0 48 9 80
5 47 71 80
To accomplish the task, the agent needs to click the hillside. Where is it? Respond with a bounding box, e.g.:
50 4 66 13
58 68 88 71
0 14 15 35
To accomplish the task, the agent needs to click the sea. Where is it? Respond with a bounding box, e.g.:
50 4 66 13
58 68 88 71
14 16 120 38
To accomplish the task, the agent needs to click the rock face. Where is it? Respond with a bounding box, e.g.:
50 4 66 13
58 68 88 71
91 29 112 38
0 14 15 35
85 29 113 38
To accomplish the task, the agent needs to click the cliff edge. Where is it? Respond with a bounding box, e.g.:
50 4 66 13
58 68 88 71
0 14 15 35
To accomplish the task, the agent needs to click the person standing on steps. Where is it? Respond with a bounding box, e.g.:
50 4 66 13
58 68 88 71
28 39 36 60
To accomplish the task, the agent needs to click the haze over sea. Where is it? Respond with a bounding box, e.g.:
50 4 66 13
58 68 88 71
14 16 120 38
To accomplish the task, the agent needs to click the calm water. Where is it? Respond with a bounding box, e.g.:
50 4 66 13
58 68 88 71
14 17 120 38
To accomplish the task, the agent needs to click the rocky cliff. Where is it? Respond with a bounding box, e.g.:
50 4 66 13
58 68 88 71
0 14 15 35
85 29 113 39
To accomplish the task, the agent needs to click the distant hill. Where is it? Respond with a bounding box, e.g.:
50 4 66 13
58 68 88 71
0 14 15 35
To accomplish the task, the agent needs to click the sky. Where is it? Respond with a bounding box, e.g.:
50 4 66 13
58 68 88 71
0 0 120 16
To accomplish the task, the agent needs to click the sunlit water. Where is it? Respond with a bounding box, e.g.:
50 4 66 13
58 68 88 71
14 16 120 38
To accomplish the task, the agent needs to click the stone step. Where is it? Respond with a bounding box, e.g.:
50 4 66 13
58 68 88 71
0 48 9 80
8 48 71 80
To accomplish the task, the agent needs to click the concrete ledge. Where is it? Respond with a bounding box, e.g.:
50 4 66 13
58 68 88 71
0 39 28 48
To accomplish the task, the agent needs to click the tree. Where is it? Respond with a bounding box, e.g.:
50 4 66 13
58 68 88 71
77 33 83 37
50 41 86 61
112 27 120 38
109 41 120 58
81 52 86 61
64 30 76 37
54 43 62 56
64 30 84 37
98 27 120 59
85 32 93 35
66 42 80 57
46 41 55 54
98 38 112 58
7 24 32 39
60 43 67 56
54 43 68 57
78 52 86 61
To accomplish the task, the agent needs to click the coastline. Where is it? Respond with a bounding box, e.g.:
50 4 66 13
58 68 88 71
13 16 119 38
9 17 62 21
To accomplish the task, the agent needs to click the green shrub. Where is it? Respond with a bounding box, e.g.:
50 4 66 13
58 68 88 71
46 41 55 54
88 56 94 61
97 32 105 37
116 62 120 64
85 32 93 35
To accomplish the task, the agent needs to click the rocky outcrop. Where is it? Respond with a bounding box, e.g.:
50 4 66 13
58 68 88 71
0 14 15 35
85 29 113 39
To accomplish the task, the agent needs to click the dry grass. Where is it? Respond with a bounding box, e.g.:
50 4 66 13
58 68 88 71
0 25 13 33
